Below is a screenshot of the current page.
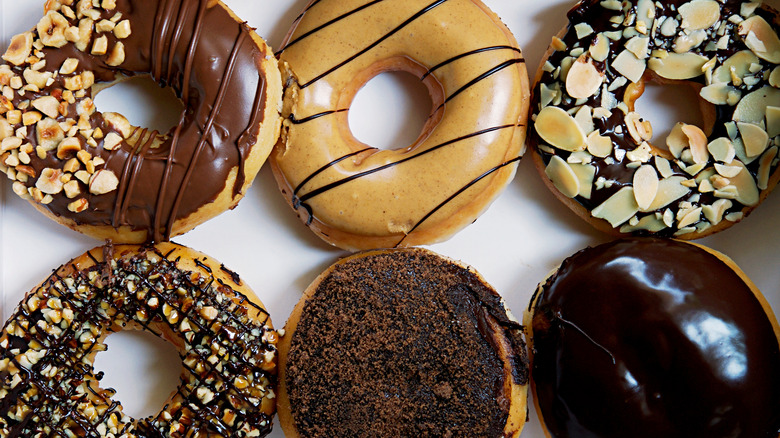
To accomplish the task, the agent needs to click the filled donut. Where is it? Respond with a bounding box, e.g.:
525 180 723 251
0 0 282 243
525 238 780 438
529 0 780 238
272 0 529 251
0 242 278 437
277 248 528 437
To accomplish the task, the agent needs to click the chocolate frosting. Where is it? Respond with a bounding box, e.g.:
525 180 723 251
10 0 269 241
285 249 528 437
530 238 780 438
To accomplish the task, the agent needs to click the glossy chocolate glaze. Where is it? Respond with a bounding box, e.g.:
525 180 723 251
285 249 528 437
530 239 780 438
0 244 277 437
11 0 269 241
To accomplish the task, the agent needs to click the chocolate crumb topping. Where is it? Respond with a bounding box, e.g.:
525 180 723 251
285 249 527 438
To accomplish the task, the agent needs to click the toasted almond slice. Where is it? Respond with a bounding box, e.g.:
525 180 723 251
738 122 769 157
700 83 737 105
636 0 655 30
766 106 780 138
702 199 732 225
678 0 720 30
666 122 688 158
681 124 709 164
712 50 760 84
714 162 742 178
674 30 707 53
707 137 736 162
590 33 610 62
535 107 587 151
646 176 691 211
625 36 650 59
757 146 778 190
648 52 708 80
592 186 640 227
574 105 595 136
738 15 780 64
677 206 702 228
586 131 613 157
612 49 646 83
566 55 604 99
570 163 596 199
733 86 780 125
545 155 580 198
654 156 674 178
626 141 653 163
770 66 780 87
726 159 759 206
620 214 667 233
633 164 659 210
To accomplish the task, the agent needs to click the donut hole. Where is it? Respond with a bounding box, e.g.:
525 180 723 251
93 75 185 134
93 329 181 418
633 81 710 148
348 71 432 150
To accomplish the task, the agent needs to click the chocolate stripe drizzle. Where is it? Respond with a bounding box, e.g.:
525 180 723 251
421 45 523 80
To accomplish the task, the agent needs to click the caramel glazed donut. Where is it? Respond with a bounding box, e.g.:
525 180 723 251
529 0 780 238
277 248 529 437
272 0 529 251
0 243 278 437
525 238 780 437
0 0 282 243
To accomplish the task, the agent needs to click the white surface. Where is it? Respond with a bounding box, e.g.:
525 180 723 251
1 0 779 436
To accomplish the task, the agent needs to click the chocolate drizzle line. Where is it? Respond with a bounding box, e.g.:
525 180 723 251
0 245 277 437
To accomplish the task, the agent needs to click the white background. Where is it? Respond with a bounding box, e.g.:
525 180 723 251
1 0 779 436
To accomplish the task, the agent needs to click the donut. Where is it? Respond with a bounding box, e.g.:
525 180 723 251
0 0 282 243
277 248 528 437
0 242 278 437
272 0 529 251
525 238 780 438
529 0 780 238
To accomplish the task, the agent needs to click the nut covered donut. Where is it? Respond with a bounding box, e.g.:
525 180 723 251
0 0 282 242
0 243 278 437
529 0 780 238
277 248 529 437
272 0 529 251
526 238 780 437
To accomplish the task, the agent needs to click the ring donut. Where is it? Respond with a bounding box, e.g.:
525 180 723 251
0 242 278 437
272 0 529 251
0 0 282 243
525 238 780 437
529 0 780 238
277 248 529 437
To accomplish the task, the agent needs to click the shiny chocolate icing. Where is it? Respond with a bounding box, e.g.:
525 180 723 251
12 0 269 241
530 238 780 438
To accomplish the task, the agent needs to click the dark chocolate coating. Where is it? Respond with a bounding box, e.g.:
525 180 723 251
530 238 780 438
285 249 528 438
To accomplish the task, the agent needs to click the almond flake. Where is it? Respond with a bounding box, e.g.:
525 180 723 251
756 146 778 190
738 15 780 64
566 55 604 99
633 164 659 210
612 49 647 83
738 122 769 157
592 187 640 227
545 155 581 198
678 0 720 30
535 107 586 151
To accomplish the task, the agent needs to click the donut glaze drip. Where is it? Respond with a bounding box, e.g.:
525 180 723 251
284 249 528 437
0 245 277 437
0 0 272 241
272 0 529 250
530 239 780 438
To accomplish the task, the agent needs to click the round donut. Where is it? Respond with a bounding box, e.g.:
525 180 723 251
0 0 282 243
0 242 278 437
272 0 529 251
525 238 780 438
529 0 780 238
277 248 528 437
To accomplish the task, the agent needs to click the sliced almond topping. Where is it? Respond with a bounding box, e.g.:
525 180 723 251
586 131 613 157
757 146 778 190
648 52 708 80
770 66 780 87
545 155 581 198
727 159 759 206
625 36 650 59
681 124 709 164
535 107 587 151
88 168 118 195
612 49 647 83
570 163 596 199
738 15 780 64
2 32 33 65
700 83 737 105
738 122 769 157
712 50 760 85
707 137 736 162
592 187 640 227
633 164 659 211
733 86 780 126
702 199 733 225
766 106 780 138
589 33 610 62
678 0 720 30
625 112 652 143
574 105 595 136
620 215 667 233
646 176 691 211
674 30 706 54
566 55 604 99
626 141 653 163
36 167 64 194
551 36 567 52
714 162 742 178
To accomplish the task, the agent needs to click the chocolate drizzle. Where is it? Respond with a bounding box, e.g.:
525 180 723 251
530 239 780 438
0 245 277 437
3 0 271 241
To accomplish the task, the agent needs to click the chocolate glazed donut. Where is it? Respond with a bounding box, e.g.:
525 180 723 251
0 0 282 242
526 238 780 438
